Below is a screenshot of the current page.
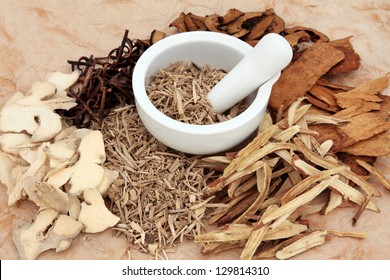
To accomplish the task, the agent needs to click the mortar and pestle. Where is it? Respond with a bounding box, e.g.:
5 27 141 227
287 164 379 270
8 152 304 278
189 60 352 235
132 31 292 154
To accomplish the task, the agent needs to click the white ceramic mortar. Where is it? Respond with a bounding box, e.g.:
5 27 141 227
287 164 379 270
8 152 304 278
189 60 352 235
132 31 280 155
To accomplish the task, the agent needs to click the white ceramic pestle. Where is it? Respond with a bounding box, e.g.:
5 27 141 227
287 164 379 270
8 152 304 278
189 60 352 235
207 33 293 113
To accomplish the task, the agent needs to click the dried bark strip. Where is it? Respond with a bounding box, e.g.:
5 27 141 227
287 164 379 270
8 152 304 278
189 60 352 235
334 75 389 108
341 132 390 157
328 37 361 75
269 41 345 111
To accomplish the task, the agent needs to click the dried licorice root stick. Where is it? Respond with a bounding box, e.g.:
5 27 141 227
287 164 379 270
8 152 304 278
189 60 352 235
62 30 149 128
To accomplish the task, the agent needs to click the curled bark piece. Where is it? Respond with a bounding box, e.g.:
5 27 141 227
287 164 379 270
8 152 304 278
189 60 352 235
204 14 224 33
284 31 311 49
245 13 275 41
328 37 361 75
284 26 329 42
220 8 244 25
225 12 262 34
269 41 345 111
268 13 285 33
169 12 186 32
150 30 166 45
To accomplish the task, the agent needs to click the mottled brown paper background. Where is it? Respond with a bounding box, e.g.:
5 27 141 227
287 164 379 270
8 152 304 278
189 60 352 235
0 0 389 260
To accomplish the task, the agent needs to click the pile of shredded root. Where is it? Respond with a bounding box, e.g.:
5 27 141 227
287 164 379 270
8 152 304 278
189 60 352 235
146 61 247 125
99 105 221 256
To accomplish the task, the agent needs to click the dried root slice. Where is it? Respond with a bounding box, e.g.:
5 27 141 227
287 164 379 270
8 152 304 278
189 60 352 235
234 162 272 223
13 209 83 260
306 88 340 113
24 180 70 214
281 166 347 204
78 188 120 233
275 230 327 260
244 12 274 41
195 224 253 243
167 9 286 47
330 179 379 212
327 230 367 239
356 159 390 191
262 176 338 225
201 241 246 255
241 224 268 260
207 125 278 194
293 137 381 197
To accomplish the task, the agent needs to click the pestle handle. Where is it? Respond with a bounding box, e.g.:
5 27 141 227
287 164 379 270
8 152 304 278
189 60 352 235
207 33 293 113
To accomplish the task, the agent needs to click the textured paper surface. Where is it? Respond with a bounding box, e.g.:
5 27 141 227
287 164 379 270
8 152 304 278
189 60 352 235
0 0 389 260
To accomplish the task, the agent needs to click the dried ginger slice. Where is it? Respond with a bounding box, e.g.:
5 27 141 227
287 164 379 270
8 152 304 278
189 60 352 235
269 41 345 111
